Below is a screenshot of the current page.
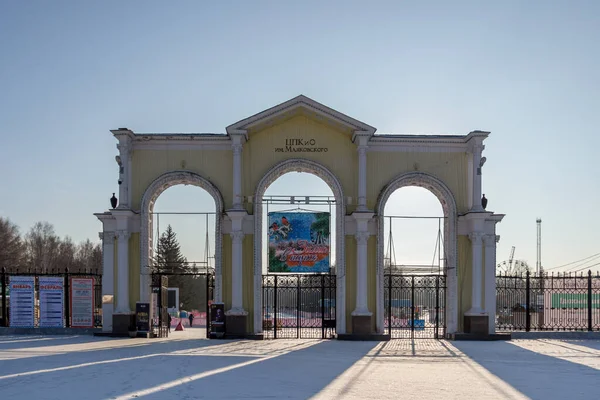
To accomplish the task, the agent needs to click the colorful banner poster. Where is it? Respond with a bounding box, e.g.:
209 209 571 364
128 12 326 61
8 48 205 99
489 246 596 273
268 212 330 273
9 276 35 327
70 278 94 328
39 277 64 327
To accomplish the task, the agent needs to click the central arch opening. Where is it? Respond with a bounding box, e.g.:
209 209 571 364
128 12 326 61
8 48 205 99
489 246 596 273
253 159 346 337
376 172 458 338
381 187 447 339
260 172 336 339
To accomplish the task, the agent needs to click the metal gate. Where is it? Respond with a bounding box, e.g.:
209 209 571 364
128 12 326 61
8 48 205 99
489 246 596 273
151 271 214 338
262 274 336 339
152 274 169 338
385 274 446 339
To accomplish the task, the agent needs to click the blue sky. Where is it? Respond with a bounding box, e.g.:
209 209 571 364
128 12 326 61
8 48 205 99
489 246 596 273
1 1 599 273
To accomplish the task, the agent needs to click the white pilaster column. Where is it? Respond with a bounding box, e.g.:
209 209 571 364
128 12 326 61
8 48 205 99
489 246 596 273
116 140 131 209
100 232 115 332
352 211 374 316
484 234 499 333
467 232 485 315
352 231 371 315
227 231 247 315
226 210 247 316
115 230 131 314
357 145 367 211
232 143 243 209
470 142 484 212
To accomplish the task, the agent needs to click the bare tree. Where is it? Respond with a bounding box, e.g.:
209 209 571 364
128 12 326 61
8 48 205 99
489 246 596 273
25 221 60 272
0 217 25 271
56 236 77 271
75 239 96 272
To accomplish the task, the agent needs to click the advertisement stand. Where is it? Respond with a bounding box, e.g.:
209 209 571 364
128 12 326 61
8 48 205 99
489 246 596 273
210 302 226 338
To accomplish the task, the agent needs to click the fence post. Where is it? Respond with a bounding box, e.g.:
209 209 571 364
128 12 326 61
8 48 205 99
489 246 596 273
411 276 415 338
205 273 210 339
435 275 440 338
588 270 593 332
1 267 6 327
274 276 278 340
525 270 531 332
321 275 325 339
64 268 70 328
297 276 301 339
387 274 392 337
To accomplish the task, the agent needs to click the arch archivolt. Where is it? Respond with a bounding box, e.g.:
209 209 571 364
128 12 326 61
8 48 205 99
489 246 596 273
375 171 458 334
139 170 224 304
253 159 347 334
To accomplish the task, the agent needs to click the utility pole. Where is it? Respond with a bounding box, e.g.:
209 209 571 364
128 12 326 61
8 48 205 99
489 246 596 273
536 219 542 275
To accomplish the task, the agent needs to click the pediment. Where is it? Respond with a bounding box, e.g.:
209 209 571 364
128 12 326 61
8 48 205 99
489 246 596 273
226 95 376 141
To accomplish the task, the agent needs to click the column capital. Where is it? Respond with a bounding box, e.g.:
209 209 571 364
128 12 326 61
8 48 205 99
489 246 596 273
100 232 115 244
116 230 131 240
116 142 132 156
468 231 484 244
230 231 245 243
357 145 368 156
469 141 485 154
355 231 370 245
232 143 243 156
483 234 496 247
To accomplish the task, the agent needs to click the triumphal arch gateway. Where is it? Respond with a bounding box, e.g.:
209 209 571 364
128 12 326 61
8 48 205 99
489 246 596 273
95 95 504 339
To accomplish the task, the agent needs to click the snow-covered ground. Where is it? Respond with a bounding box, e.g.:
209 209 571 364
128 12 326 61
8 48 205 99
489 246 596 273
0 329 599 399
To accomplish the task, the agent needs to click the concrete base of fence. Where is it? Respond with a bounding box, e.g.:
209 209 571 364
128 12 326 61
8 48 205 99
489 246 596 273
222 333 264 340
448 332 512 341
225 315 247 337
0 327 102 335
351 315 373 336
337 333 391 341
509 331 600 340
464 315 489 335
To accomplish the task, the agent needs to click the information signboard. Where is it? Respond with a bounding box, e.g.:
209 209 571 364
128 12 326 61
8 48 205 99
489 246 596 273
39 277 64 327
210 302 226 338
70 278 94 328
136 302 151 332
9 276 35 327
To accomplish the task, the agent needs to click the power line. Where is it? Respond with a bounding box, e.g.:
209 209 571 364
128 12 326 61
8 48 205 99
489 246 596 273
569 262 600 274
564 254 600 272
543 252 600 271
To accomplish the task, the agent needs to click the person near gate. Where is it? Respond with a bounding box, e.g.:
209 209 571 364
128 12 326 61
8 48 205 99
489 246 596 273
189 313 194 327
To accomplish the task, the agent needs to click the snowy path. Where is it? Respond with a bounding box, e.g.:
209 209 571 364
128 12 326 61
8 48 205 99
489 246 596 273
0 335 599 399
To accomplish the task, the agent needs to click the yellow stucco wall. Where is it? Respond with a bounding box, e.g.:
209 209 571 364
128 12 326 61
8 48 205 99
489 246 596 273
243 115 358 213
113 240 118 307
222 235 232 310
457 235 472 331
129 233 140 311
243 235 254 332
130 149 233 210
345 237 356 333
367 152 469 213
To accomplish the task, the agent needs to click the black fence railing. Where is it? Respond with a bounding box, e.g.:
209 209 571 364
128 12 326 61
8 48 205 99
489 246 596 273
384 274 446 339
1 267 102 328
262 274 336 339
496 270 600 332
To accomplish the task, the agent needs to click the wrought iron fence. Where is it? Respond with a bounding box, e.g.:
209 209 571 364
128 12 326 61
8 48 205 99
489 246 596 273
262 274 336 339
496 270 600 332
1 267 102 328
384 274 446 339
150 270 215 338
